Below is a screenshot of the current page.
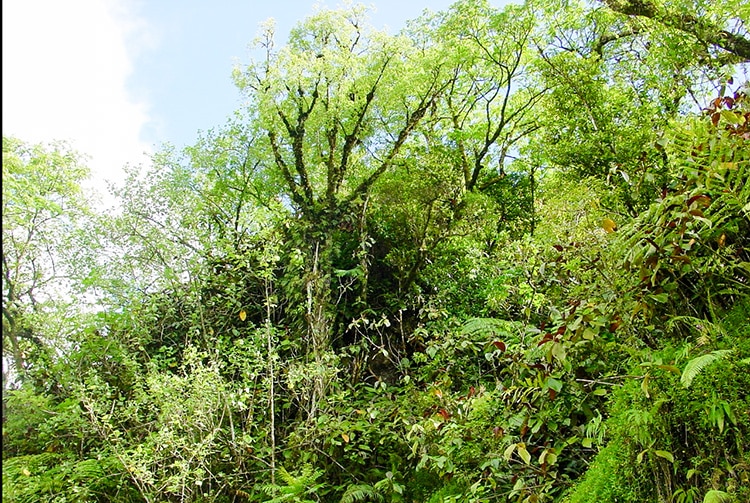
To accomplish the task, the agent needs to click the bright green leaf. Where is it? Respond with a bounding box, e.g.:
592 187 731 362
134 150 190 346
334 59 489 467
654 450 674 463
517 444 531 465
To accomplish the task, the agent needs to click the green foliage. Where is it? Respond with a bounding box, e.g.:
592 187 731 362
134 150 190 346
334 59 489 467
2 450 131 503
680 350 733 388
616 85 749 343
4 2 750 503
339 483 384 503
567 439 656 503
703 490 731 503
2 136 95 384
259 465 324 503
568 300 750 503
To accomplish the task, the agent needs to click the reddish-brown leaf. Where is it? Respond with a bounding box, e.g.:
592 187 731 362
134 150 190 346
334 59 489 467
493 341 507 352
671 254 691 264
687 194 711 207
538 333 554 346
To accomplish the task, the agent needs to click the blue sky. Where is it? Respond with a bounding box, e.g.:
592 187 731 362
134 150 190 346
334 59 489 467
129 1 473 151
5 0 513 201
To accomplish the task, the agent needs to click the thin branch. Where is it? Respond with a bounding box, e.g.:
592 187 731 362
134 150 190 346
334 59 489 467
602 0 750 62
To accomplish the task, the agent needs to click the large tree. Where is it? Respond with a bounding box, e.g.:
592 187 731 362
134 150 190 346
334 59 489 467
229 5 452 413
2 137 92 386
383 0 546 287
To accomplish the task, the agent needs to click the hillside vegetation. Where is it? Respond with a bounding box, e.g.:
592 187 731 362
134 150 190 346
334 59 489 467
3 1 749 502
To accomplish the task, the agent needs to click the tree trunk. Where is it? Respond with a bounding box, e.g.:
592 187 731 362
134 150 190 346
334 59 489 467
305 239 333 421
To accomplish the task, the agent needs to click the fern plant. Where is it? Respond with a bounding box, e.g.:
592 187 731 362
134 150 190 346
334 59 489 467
1 453 117 503
259 465 325 503
680 349 733 388
703 490 731 503
340 483 384 503
461 317 516 338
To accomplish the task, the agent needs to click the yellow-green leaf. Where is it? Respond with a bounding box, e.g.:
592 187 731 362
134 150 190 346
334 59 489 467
642 374 650 398
546 452 557 466
656 364 681 375
539 448 557 466
720 109 744 125
550 341 566 361
654 450 674 463
539 449 548 465
517 444 531 465
637 449 647 463
239 310 247 321
602 218 618 233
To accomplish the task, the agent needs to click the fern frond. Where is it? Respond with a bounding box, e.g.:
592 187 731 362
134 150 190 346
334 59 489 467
680 349 733 388
461 318 513 338
340 483 383 503
703 490 731 503
71 458 106 482
277 466 297 486
2 454 67 503
260 465 325 503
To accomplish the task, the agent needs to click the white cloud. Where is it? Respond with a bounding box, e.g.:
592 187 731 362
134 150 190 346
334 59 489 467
2 0 154 202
